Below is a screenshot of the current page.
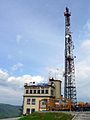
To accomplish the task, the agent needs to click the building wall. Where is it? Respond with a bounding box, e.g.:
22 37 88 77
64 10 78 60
54 80 61 99
49 78 62 99
23 96 52 114
23 79 61 114
24 86 55 97
23 85 55 114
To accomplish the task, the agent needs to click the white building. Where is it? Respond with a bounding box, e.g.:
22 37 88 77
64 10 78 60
23 78 61 114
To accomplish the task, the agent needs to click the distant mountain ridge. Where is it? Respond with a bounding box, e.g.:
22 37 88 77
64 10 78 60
0 103 22 119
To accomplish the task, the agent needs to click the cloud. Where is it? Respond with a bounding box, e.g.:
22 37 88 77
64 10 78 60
16 34 22 44
75 55 90 101
0 69 44 88
0 69 9 80
0 69 44 105
0 69 9 86
76 61 90 82
7 75 44 88
81 39 90 50
75 19 90 101
0 85 22 105
11 63 23 71
75 59 90 102
46 67 63 80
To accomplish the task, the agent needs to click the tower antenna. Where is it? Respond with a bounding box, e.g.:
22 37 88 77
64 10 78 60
64 7 77 104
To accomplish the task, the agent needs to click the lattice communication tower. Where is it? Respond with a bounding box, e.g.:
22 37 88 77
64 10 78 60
64 7 77 104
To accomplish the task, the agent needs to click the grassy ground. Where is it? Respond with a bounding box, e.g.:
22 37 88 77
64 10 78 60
19 112 73 120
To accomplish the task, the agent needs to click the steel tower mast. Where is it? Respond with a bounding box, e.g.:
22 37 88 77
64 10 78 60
64 7 77 104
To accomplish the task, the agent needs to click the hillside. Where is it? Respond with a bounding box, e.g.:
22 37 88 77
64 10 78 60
19 112 73 120
0 103 22 119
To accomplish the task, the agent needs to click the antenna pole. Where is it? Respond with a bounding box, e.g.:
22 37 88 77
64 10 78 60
64 7 77 104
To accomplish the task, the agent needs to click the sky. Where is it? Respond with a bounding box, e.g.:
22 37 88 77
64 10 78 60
0 0 90 105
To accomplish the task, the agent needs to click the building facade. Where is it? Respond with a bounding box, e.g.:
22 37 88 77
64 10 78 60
23 78 61 114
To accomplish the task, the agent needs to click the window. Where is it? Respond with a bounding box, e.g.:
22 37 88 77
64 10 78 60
32 99 36 105
34 90 36 94
37 90 40 94
27 99 30 104
30 90 32 94
45 90 48 94
42 101 46 105
26 108 30 114
40 100 47 108
41 90 44 94
26 90 28 94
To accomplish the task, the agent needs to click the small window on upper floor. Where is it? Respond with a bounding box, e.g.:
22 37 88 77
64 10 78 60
30 90 32 94
34 90 36 94
41 90 44 94
37 90 40 94
45 90 48 94
26 90 28 94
